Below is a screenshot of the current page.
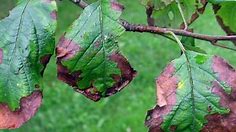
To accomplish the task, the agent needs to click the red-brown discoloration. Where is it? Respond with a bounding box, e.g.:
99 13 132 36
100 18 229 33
202 56 236 132
0 91 42 129
0 48 3 64
50 10 57 20
57 52 136 101
57 36 81 60
111 2 124 12
105 52 137 96
156 64 178 107
145 64 178 132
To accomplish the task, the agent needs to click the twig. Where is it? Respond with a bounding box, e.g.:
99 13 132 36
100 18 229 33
121 20 236 47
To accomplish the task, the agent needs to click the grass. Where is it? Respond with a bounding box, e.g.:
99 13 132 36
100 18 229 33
1 0 236 132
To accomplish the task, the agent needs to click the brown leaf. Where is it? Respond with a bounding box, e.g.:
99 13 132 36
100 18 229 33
0 91 42 129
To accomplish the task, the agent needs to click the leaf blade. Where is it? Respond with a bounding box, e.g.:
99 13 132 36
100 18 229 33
145 51 236 132
57 0 136 101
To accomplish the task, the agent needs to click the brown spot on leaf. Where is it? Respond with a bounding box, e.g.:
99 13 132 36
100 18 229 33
0 91 42 129
111 1 124 12
0 48 3 64
145 64 178 132
57 36 81 60
57 52 136 101
201 56 236 132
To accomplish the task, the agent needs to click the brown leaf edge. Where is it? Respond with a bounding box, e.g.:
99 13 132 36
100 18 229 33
56 37 137 101
146 0 208 29
145 56 236 132
0 91 42 129
213 4 236 45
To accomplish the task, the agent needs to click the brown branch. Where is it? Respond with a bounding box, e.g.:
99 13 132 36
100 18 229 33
69 0 236 51
121 20 236 43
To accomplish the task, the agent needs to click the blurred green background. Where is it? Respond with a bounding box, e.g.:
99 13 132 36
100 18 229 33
0 0 236 132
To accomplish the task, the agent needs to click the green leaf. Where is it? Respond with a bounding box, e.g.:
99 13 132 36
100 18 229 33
57 0 136 101
145 0 207 28
0 0 57 110
213 2 236 45
145 51 236 132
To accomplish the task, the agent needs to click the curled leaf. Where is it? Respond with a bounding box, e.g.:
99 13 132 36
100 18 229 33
57 0 136 101
146 51 236 132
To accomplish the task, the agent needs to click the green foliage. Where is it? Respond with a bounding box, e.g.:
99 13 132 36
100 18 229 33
0 0 56 110
1 0 236 131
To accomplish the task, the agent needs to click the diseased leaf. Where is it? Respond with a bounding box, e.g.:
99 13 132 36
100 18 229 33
57 0 136 101
145 0 207 28
0 0 57 128
145 51 236 132
213 2 236 45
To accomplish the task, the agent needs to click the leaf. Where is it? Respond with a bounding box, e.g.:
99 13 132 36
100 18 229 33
56 0 136 101
213 2 236 45
0 0 57 128
146 0 207 28
145 51 236 132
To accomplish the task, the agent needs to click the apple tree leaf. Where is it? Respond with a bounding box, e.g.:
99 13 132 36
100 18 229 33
0 0 57 129
56 0 136 101
145 51 236 132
